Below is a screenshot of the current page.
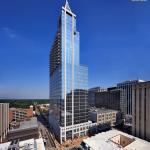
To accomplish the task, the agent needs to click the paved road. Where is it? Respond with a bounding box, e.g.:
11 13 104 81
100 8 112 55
37 115 56 149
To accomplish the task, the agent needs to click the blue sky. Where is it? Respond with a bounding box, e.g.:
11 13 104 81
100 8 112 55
0 0 150 99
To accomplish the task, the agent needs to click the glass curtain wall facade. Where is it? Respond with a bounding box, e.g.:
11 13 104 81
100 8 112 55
49 1 89 143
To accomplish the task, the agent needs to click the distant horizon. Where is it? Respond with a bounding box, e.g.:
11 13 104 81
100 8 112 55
0 0 150 98
0 78 148 99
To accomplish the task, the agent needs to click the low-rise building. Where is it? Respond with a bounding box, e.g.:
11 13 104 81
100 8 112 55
0 138 45 150
81 129 150 150
9 105 33 123
89 108 121 126
7 117 39 141
0 103 9 143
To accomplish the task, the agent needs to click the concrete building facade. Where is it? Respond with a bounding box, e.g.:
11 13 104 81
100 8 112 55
117 80 144 116
89 109 121 126
0 103 9 143
132 81 150 142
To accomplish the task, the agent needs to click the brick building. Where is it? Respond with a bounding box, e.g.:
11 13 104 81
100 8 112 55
9 106 33 123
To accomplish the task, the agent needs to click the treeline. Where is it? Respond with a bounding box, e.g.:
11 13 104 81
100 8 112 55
0 99 49 108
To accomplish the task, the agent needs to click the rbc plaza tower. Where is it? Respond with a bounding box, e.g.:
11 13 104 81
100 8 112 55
49 1 89 143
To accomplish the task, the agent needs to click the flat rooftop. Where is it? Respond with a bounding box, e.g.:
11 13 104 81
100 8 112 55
118 80 145 84
90 108 118 114
0 138 45 150
9 107 31 111
9 117 38 132
83 129 150 150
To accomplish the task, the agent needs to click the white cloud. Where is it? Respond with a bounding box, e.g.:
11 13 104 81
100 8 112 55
1 27 17 38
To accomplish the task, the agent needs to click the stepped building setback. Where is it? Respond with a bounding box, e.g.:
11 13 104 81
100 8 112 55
49 1 89 143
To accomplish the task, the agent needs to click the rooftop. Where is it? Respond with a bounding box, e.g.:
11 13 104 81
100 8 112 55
9 117 38 132
118 79 145 84
90 108 118 114
10 106 31 111
0 103 9 105
0 138 45 150
83 129 150 150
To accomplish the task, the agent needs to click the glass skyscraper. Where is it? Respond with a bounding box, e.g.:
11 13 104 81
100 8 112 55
49 1 89 143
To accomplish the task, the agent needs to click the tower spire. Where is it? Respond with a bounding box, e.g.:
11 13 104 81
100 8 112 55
65 0 71 11
66 0 69 5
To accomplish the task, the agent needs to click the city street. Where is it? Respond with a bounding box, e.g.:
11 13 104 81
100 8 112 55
37 115 56 149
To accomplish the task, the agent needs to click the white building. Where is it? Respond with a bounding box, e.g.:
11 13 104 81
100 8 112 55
82 129 150 150
0 138 45 150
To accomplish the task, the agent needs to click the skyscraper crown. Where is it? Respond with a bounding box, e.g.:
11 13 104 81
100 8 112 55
65 0 71 11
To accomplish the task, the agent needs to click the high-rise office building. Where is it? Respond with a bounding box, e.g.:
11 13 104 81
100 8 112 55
88 87 126 118
132 81 150 142
95 88 124 112
49 1 89 143
88 87 106 107
0 103 9 143
117 80 144 116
